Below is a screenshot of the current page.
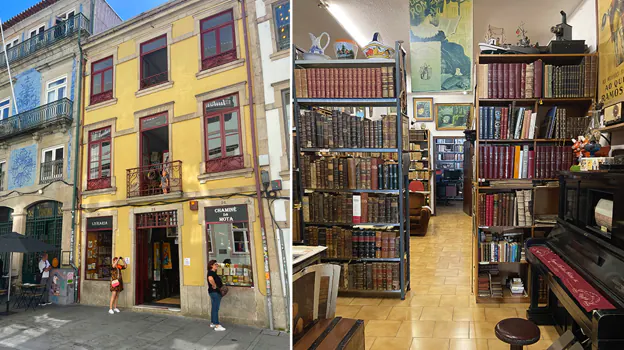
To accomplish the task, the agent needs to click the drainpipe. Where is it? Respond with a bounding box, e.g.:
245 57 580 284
70 16 85 303
239 0 274 330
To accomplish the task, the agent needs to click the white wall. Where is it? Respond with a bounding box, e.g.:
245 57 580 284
568 0 597 52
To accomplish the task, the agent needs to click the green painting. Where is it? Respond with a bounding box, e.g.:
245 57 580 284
409 0 473 92
435 103 471 130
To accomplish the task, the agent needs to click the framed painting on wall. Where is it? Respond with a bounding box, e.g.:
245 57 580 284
413 98 434 121
598 0 624 107
435 103 471 130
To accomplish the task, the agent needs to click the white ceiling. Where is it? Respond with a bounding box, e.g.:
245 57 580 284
294 0 586 64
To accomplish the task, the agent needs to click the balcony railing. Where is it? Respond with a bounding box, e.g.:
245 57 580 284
0 98 72 141
0 13 90 67
40 159 63 184
140 71 168 89
126 160 182 198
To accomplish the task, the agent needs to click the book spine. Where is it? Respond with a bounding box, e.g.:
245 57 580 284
504 63 510 99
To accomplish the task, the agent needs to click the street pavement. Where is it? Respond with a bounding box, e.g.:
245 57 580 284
0 304 289 349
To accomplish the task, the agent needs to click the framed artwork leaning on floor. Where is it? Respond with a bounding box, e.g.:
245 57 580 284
435 103 472 130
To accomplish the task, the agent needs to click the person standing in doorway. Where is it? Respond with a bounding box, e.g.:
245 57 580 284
109 257 126 314
38 253 52 306
207 260 225 331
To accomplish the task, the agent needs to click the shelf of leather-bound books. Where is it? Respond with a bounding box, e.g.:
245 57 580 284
295 58 396 68
479 98 593 103
301 147 399 153
305 222 400 228
304 188 402 194
478 53 595 65
477 139 570 143
297 98 399 107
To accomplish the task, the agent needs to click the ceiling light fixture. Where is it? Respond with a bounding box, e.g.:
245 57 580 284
321 1 369 48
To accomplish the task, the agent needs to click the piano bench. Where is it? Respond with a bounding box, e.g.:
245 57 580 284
495 318 541 350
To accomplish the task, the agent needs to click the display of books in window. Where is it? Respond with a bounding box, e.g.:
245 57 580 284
216 263 252 287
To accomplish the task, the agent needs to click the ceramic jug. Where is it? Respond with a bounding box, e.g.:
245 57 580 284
309 32 330 55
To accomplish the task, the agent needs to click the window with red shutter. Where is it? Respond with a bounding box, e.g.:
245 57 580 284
200 10 237 71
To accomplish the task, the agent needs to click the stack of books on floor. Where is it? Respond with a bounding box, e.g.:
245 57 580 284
303 193 399 224
338 262 400 291
294 67 396 98
510 277 526 296
478 273 490 297
477 190 532 226
300 155 401 190
305 227 400 259
475 56 597 99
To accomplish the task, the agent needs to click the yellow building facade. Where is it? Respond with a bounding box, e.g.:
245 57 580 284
77 0 286 329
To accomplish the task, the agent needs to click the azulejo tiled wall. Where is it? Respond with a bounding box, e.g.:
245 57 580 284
8 144 37 190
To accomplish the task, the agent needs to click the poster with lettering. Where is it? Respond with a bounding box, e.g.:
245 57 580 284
162 243 172 270
598 0 624 107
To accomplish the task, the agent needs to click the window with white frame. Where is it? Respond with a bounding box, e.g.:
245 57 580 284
0 98 10 120
46 76 67 103
42 146 64 163
29 25 45 39
40 146 64 183
232 222 250 253
5 37 19 50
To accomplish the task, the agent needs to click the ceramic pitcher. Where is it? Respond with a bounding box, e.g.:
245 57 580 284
308 32 330 55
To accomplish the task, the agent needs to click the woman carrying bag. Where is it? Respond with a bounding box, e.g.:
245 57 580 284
207 260 226 331
109 257 126 315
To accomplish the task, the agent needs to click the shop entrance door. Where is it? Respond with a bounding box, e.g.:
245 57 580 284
135 211 180 307
23 201 63 283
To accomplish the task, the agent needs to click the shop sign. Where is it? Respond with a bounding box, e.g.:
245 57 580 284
205 95 237 113
87 216 113 230
205 204 247 223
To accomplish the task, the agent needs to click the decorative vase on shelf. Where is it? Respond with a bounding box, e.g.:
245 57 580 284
363 32 395 59
334 39 358 59
303 32 331 60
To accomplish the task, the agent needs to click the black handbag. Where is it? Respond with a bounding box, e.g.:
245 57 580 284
219 285 229 297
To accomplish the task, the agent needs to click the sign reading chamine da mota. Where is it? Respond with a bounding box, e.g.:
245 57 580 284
205 204 248 223
86 216 113 230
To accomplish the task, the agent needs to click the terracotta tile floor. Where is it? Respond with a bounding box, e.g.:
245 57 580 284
335 203 558 350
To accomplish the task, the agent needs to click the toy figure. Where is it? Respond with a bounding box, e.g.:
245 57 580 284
161 167 170 194
571 136 590 161
584 140 602 157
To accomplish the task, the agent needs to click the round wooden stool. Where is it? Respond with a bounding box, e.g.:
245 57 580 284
495 318 540 350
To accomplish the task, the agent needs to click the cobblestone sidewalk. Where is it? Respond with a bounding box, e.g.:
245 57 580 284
0 304 289 350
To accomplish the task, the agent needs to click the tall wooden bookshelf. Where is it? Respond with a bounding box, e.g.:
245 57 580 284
408 129 433 212
473 53 597 303
293 42 411 299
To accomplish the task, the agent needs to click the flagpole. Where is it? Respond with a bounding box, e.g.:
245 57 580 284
0 19 18 114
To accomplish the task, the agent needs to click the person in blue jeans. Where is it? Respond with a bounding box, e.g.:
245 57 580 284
207 260 225 331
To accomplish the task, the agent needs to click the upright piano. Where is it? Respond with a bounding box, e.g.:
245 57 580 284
526 171 624 349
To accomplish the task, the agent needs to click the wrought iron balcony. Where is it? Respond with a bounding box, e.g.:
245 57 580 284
40 159 63 184
0 13 90 67
126 160 182 198
0 98 73 141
